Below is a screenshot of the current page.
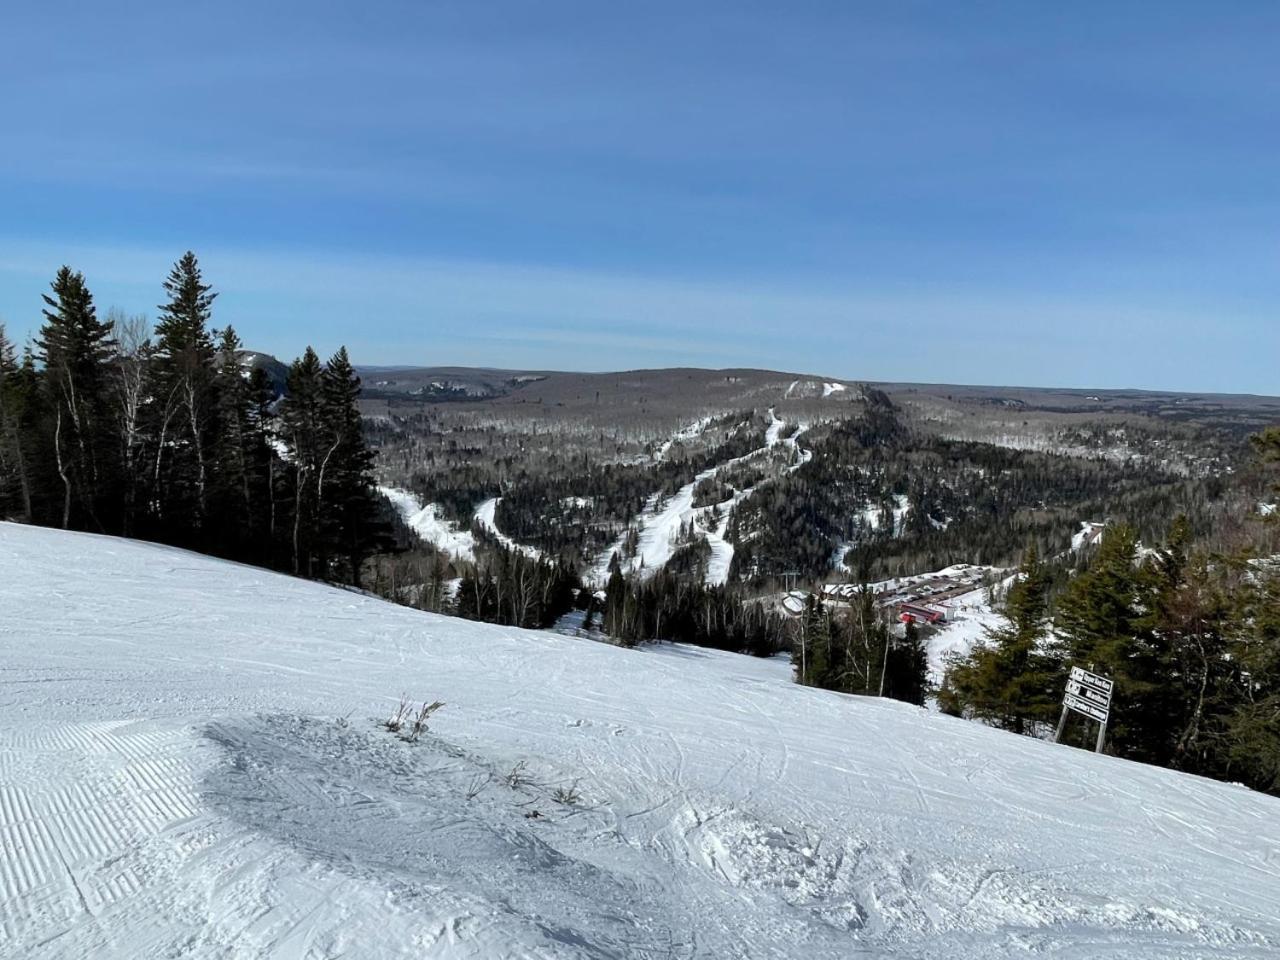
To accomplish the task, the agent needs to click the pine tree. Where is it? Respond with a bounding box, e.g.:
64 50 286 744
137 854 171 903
209 326 260 555
0 326 35 520
281 347 325 576
319 347 385 585
37 267 117 529
152 252 218 529
944 548 1063 733
884 618 929 706
246 365 280 547
805 597 834 687
1224 568 1280 791
603 566 627 637
1054 525 1162 758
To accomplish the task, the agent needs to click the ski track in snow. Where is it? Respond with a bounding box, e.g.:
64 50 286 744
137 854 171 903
591 408 810 586
3 522 1280 957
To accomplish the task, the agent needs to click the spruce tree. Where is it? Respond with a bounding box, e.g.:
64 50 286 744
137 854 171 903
1224 568 1280 791
884 618 929 706
603 566 627 636
210 326 259 555
1054 525 1161 758
945 548 1063 733
0 326 34 520
281 347 325 576
246 365 280 547
152 252 218 529
319 346 385 585
37 267 117 529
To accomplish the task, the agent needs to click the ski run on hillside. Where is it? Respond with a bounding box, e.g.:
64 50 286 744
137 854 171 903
2 521 1278 958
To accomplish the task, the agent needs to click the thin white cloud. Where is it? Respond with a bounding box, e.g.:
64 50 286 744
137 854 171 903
0 236 1265 391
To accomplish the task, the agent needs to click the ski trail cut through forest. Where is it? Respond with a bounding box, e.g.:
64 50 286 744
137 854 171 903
473 497 544 560
590 408 810 587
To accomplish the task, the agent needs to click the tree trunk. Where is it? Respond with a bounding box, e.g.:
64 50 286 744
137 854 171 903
53 408 71 529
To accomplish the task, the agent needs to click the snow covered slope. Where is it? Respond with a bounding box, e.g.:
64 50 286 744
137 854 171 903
379 485 477 561
473 497 543 560
2 523 1279 958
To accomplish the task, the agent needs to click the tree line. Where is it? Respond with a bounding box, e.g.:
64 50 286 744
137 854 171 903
792 589 929 706
940 455 1280 795
0 254 386 584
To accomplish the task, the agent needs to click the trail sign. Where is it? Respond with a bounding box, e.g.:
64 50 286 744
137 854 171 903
1056 666 1113 753
1070 665 1113 695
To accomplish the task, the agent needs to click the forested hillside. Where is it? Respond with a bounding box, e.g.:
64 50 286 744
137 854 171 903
5 255 1280 799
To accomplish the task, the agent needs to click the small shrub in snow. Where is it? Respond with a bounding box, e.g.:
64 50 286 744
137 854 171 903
383 696 444 740
504 760 533 789
403 700 445 742
551 781 581 806
465 773 488 801
384 695 412 734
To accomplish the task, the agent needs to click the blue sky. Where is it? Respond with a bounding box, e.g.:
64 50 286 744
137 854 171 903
1 2 1277 392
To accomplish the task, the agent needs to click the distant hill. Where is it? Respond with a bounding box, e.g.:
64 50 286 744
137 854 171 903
237 349 290 398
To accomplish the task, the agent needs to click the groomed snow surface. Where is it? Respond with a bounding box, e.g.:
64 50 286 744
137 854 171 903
3 523 1280 958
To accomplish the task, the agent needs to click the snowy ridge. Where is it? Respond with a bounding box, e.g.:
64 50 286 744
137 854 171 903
379 485 477 562
3 522 1279 957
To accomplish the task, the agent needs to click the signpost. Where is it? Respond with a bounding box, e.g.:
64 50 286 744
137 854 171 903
1055 666 1113 753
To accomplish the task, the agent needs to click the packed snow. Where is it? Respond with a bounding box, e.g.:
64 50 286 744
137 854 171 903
919 585 1008 682
3 523 1280 958
380 486 477 562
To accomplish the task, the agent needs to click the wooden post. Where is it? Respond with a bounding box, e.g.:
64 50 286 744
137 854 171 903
1054 705 1070 744
1095 717 1107 754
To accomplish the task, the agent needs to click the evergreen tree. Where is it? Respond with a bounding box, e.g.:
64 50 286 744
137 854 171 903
943 548 1063 733
37 267 117 529
319 347 385 585
883 617 929 705
603 566 628 637
209 326 262 555
0 326 35 520
246 365 281 548
281 347 325 576
152 252 218 529
1054 525 1163 758
1223 568 1280 791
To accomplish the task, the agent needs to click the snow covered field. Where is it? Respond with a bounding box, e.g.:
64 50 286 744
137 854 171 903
3 522 1280 958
